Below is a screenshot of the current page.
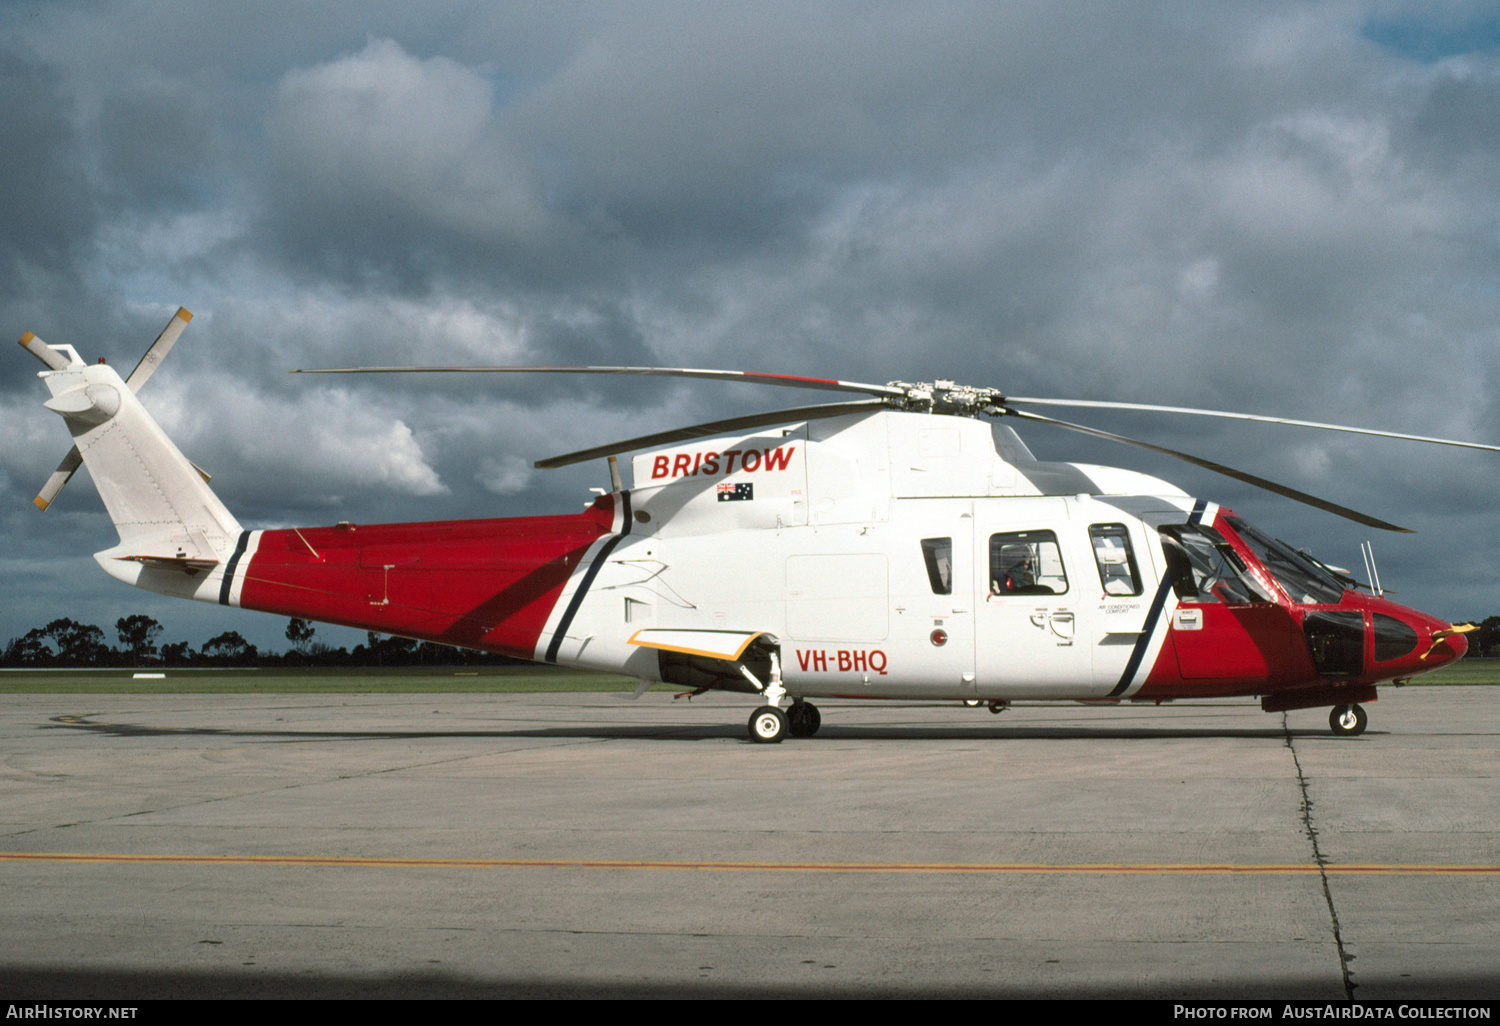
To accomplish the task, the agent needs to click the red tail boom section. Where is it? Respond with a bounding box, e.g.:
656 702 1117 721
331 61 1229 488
237 495 619 660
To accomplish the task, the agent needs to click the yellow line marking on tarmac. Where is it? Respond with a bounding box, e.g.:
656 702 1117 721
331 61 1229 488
3 852 1498 875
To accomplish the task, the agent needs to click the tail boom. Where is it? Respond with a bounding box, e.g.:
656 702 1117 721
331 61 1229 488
227 497 621 661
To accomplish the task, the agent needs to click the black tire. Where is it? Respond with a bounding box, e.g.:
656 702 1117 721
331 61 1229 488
749 706 788 743
788 701 821 738
1329 703 1368 737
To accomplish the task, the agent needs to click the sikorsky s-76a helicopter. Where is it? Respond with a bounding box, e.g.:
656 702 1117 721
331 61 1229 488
20 308 1495 741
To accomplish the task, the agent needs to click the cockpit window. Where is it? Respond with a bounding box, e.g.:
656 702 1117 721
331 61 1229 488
1223 516 1346 605
1158 524 1275 604
1089 524 1142 596
989 530 1068 596
920 537 952 595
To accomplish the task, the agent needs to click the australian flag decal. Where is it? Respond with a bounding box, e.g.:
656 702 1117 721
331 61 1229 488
717 482 753 502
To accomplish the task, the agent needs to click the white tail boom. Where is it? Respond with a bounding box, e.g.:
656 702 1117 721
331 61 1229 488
20 310 242 604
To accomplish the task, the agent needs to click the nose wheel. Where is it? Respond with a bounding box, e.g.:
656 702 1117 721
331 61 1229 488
749 706 788 743
1329 703 1368 737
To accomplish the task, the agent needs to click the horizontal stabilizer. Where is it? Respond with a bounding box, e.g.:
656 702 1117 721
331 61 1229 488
114 555 221 577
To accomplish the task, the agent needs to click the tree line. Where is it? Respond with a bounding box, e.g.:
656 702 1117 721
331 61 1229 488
4 614 1499 670
1 615 528 668
1464 617 1500 658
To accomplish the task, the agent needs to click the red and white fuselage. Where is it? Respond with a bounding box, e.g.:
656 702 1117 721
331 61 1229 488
213 411 1463 707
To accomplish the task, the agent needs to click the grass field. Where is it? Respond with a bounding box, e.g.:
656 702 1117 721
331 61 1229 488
0 661 1495 694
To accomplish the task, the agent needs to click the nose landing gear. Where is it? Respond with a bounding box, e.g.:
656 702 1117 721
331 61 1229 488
749 705 789 743
1329 703 1368 737
748 701 821 742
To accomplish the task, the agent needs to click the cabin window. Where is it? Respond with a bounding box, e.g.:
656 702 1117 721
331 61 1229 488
1089 523 1142 596
1158 524 1274 604
920 537 953 595
989 530 1068 596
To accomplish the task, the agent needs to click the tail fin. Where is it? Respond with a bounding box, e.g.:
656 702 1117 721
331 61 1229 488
21 312 242 603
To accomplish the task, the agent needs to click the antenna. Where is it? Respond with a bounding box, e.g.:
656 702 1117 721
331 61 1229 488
1361 541 1384 597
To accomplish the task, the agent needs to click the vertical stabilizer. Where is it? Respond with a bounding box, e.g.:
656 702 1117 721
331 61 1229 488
28 333 242 603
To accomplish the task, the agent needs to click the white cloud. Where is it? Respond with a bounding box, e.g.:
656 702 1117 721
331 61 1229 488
265 37 555 263
475 454 532 495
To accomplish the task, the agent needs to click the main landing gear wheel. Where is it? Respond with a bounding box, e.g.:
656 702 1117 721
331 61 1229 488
1329 704 1368 737
787 701 821 738
749 705 789 743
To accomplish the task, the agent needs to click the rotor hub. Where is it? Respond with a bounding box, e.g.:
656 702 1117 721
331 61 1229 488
886 380 1006 417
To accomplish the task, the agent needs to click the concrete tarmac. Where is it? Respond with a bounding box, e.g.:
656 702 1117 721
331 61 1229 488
0 685 1496 999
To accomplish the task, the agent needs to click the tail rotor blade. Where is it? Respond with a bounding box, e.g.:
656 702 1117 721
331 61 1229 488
18 331 72 372
124 307 192 392
1003 408 1413 533
34 447 84 511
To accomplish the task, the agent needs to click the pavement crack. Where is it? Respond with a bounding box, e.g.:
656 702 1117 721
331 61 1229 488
1284 712 1356 1000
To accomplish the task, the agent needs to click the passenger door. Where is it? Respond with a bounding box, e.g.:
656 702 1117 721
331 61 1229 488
973 501 1092 694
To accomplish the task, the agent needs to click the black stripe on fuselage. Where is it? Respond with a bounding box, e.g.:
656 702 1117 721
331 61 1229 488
218 530 251 606
1109 499 1207 697
545 492 632 664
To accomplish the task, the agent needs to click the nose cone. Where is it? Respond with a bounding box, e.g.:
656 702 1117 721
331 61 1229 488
1367 599 1469 677
1425 625 1469 668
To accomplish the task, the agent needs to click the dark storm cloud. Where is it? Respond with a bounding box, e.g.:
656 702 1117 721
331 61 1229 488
96 78 220 211
0 46 93 337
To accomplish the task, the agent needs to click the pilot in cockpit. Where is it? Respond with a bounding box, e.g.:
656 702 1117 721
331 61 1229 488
992 545 1036 594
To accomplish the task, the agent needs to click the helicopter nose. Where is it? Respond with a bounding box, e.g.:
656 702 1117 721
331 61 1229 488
1420 624 1469 668
1368 606 1470 678
1366 605 1469 677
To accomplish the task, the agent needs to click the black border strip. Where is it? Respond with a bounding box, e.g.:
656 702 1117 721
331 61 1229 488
218 530 251 606
1109 499 1207 697
545 492 632 664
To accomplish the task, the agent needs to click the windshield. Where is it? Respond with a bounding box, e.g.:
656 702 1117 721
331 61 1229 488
1223 516 1346 605
1157 524 1274 603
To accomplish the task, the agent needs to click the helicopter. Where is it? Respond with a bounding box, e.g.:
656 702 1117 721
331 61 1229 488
19 308 1493 742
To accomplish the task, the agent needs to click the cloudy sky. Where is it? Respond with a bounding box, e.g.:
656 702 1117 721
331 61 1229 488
3 1 1498 653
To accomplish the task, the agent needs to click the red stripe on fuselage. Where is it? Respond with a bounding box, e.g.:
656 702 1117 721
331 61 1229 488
237 495 617 660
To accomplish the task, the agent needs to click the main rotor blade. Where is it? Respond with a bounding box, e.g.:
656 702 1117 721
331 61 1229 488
1004 397 1500 454
536 400 889 469
1003 408 1414 533
292 364 908 401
